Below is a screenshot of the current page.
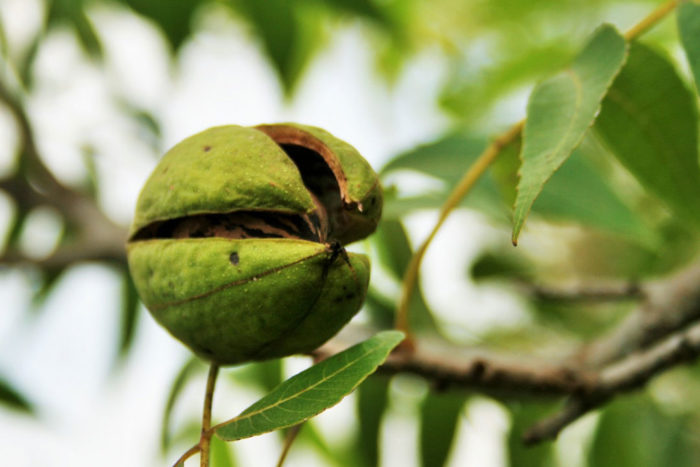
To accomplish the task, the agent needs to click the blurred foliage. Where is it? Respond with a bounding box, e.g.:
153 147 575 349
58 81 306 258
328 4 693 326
506 401 557 467
0 375 33 414
589 394 700 467
419 391 467 467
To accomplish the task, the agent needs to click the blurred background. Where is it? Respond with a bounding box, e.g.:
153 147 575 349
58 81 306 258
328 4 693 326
1 0 699 466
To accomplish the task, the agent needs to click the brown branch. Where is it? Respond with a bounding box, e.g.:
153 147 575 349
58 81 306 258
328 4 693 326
314 338 597 397
524 318 700 444
574 262 700 369
0 245 126 270
0 77 128 268
523 281 643 303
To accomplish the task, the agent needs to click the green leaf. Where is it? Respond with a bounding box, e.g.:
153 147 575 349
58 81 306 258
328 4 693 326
679 2 700 93
363 289 395 329
382 130 653 244
419 391 467 467
356 376 391 467
296 422 341 466
161 357 202 452
381 133 510 220
381 134 487 186
513 24 627 243
231 359 283 394
370 220 440 335
373 220 412 279
535 144 657 246
31 266 65 307
595 42 700 229
505 402 556 467
0 375 33 414
440 43 574 123
588 395 698 467
120 0 207 51
47 0 103 58
324 0 388 23
229 0 324 94
470 250 533 282
214 331 404 441
118 270 140 360
211 435 237 467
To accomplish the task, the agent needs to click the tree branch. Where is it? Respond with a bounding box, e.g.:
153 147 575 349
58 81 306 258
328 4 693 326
524 318 700 444
574 262 700 369
523 280 643 303
0 77 128 268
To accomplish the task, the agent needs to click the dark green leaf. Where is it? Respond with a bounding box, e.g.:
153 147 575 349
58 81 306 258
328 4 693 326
382 130 652 243
356 375 391 467
121 0 207 51
595 42 700 229
0 375 33 414
118 270 140 360
161 357 202 452
506 402 556 467
679 2 700 92
535 145 656 245
419 391 467 467
324 0 387 23
16 33 41 90
211 435 237 467
31 266 65 307
381 193 454 221
513 24 627 243
230 359 283 394
47 0 103 58
229 0 324 94
381 133 509 220
381 134 487 186
374 220 412 279
589 395 700 467
470 250 533 282
214 331 404 441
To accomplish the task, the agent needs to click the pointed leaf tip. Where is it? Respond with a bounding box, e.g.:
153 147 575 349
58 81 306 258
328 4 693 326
214 331 404 442
512 24 627 243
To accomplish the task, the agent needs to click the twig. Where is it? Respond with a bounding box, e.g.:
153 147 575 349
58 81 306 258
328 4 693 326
276 424 303 467
199 363 219 467
171 444 200 467
575 263 700 368
624 0 679 40
393 0 682 347
395 120 525 344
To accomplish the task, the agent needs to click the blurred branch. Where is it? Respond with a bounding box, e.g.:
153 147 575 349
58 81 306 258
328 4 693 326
0 78 128 268
395 120 525 345
522 280 643 303
393 0 682 353
318 258 700 443
524 317 700 444
575 263 700 368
